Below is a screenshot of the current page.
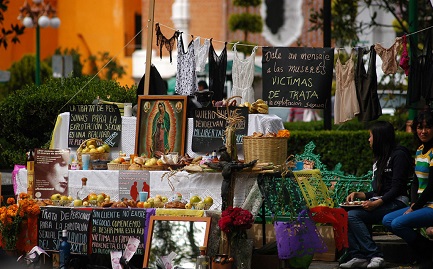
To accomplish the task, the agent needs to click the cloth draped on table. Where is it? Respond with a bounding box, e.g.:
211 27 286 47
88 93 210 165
309 206 349 251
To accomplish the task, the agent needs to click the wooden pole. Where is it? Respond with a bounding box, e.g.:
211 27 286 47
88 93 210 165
144 0 156 95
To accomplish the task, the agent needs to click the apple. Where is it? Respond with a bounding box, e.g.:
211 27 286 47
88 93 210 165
97 194 105 203
185 203 192 209
142 202 151 208
51 194 61 201
68 196 74 202
161 196 168 203
73 199 83 207
190 195 201 204
195 201 205 210
147 198 154 207
88 193 98 201
83 201 89 206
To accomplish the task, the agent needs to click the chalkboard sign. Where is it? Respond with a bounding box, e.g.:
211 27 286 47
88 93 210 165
91 208 148 255
68 104 122 147
38 207 91 254
262 47 334 108
192 107 248 152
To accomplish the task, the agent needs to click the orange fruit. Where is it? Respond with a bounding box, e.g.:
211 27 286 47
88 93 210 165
136 201 144 208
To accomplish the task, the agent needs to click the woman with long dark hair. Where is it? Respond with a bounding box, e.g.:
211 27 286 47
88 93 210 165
383 109 433 268
340 121 413 269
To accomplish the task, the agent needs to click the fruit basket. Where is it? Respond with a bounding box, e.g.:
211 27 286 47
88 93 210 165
77 138 110 169
107 163 130 170
243 136 288 165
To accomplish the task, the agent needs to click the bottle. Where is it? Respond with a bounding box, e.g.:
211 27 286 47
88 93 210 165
27 149 35 199
59 229 71 269
195 246 210 269
77 177 88 200
211 150 218 162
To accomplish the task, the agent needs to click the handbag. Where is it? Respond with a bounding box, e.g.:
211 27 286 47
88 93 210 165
274 209 327 260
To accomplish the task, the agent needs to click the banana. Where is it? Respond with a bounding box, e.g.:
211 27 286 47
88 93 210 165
257 103 269 109
257 107 269 114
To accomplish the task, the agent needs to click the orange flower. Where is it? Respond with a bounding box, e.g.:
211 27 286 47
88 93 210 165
277 129 291 138
6 197 15 205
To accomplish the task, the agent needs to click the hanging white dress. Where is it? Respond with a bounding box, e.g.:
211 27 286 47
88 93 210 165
175 33 198 95
231 44 258 104
193 37 210 72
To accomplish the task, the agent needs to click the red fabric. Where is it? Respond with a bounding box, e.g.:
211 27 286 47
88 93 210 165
399 34 410 76
309 206 348 251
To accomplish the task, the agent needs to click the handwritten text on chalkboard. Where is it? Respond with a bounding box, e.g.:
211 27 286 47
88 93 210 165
91 209 146 255
192 107 248 152
38 207 91 254
68 104 122 147
262 47 334 108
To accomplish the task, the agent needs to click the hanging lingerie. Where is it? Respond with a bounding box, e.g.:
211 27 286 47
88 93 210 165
334 49 360 124
355 46 382 122
193 37 210 72
175 33 198 96
374 37 402 75
399 34 410 76
208 39 228 101
155 23 180 63
406 29 433 108
231 43 258 104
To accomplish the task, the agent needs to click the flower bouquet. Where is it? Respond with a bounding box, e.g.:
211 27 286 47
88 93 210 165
0 193 40 252
217 207 255 269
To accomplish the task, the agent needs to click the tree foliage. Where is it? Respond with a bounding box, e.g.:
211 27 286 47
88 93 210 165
0 0 25 49
228 0 263 55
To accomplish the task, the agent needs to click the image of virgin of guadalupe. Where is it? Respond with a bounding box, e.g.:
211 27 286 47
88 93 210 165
152 102 171 154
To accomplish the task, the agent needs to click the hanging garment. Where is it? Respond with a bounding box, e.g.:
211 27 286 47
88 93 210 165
155 23 180 63
208 39 228 101
406 30 433 108
175 33 198 96
355 46 382 122
399 34 410 76
374 37 402 75
334 49 360 124
193 37 210 72
231 43 258 104
136 64 167 98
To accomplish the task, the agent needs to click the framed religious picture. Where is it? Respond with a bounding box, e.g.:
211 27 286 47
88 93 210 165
135 95 187 157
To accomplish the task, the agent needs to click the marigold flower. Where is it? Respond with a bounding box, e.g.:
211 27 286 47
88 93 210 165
277 129 291 138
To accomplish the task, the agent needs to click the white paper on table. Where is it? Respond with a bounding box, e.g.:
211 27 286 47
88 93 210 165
110 251 123 269
122 237 140 262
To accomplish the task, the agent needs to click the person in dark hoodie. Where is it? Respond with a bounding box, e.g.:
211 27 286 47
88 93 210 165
383 109 433 269
340 121 413 269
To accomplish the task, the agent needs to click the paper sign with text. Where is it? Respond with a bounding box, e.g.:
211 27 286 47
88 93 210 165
118 170 150 201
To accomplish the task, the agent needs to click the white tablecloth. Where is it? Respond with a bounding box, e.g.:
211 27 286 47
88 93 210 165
16 169 258 210
51 112 137 158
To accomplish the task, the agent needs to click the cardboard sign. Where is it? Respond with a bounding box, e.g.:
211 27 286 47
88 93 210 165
68 104 122 147
262 47 334 109
192 107 248 152
91 208 148 255
37 207 91 254
118 170 150 201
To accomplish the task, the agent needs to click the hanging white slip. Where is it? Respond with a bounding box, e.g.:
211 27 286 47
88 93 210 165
231 43 258 104
193 37 210 72
175 33 198 95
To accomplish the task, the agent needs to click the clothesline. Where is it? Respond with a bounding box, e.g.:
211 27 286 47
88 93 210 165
158 22 433 50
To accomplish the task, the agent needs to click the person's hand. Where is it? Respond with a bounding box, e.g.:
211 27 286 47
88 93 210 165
404 207 413 215
346 192 356 202
362 199 382 211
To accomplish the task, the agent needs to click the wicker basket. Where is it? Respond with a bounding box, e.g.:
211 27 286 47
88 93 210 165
142 165 167 171
77 138 110 169
243 136 288 165
107 163 130 170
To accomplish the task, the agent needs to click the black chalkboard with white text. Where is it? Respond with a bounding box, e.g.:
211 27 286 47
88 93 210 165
262 47 334 109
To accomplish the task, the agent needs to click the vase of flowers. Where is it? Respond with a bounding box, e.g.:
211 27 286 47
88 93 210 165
218 206 255 269
0 193 40 252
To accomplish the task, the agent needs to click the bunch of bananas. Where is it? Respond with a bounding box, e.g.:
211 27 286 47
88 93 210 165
239 99 269 114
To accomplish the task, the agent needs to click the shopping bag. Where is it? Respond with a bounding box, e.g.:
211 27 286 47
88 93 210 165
274 209 327 260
